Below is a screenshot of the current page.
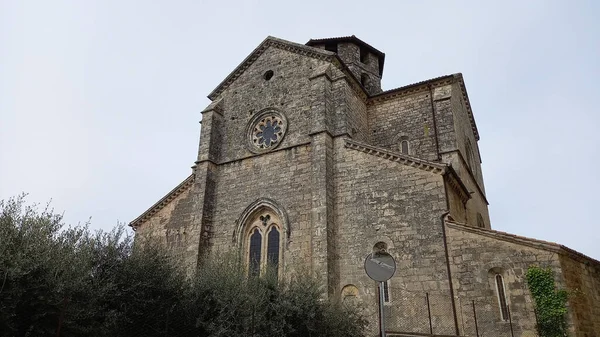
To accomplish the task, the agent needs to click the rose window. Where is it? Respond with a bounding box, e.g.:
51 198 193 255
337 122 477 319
253 117 283 148
246 110 287 153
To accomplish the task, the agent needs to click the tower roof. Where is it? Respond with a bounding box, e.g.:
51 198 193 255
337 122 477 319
306 35 385 75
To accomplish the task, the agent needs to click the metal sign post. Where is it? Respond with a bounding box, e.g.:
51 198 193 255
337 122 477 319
378 281 386 337
364 251 396 337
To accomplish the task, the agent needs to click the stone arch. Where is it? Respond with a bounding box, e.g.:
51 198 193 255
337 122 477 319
233 198 290 248
366 235 394 256
488 267 510 321
341 284 360 303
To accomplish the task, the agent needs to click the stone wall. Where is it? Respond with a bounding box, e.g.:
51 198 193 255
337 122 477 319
134 179 194 249
208 144 313 272
443 81 490 229
211 46 330 164
558 253 600 336
368 89 440 161
333 137 455 333
447 222 566 336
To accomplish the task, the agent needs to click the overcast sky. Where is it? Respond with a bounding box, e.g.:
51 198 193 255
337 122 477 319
1 1 599 259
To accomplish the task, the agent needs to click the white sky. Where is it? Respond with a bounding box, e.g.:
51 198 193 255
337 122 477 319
1 1 599 259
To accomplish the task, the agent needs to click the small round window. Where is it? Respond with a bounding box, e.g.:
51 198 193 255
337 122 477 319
263 70 274 81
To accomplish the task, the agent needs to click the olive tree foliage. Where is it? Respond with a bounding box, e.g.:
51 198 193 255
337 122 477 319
0 195 367 337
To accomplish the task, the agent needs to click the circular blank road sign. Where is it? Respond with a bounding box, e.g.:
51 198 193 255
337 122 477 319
364 252 396 282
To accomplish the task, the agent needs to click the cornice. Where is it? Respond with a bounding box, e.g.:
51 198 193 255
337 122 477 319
446 221 600 268
454 74 480 141
129 174 195 230
367 73 480 141
344 139 447 174
368 75 455 104
444 167 471 204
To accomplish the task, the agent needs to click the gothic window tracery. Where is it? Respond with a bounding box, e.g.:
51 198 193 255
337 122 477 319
244 210 283 279
246 109 288 153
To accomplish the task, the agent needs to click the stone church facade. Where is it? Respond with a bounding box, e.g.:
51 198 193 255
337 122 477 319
130 36 600 336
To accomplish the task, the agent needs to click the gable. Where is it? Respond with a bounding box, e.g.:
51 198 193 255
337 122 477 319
207 36 368 101
209 37 332 101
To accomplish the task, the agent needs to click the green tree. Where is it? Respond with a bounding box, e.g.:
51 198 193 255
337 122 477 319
0 195 366 337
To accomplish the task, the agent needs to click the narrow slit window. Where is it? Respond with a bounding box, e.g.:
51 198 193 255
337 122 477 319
325 43 337 53
495 274 509 320
361 73 368 87
401 140 409 154
360 47 368 63
249 228 262 277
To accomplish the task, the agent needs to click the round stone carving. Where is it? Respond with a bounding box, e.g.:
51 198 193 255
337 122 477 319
246 109 287 153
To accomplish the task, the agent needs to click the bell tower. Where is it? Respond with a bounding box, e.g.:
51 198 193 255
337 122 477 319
306 35 385 95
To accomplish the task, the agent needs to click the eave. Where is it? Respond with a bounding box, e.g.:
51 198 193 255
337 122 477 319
128 174 195 230
369 73 480 140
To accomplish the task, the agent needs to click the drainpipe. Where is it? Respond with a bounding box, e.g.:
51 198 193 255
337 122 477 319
440 192 460 334
428 85 442 162
440 176 459 336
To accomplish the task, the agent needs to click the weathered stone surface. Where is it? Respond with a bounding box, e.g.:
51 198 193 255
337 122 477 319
129 36 600 336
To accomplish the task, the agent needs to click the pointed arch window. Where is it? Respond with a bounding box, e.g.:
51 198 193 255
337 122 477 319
266 227 280 276
249 228 262 277
495 274 509 321
244 211 283 279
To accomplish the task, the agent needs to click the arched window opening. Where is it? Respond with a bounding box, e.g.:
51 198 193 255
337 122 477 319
249 228 262 277
495 274 509 321
360 47 368 63
341 284 359 305
373 241 388 254
401 140 409 154
477 213 485 228
398 135 410 155
243 209 283 279
372 242 392 304
266 227 280 279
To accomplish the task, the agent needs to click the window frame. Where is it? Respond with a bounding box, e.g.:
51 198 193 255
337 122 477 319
243 212 283 279
495 273 509 321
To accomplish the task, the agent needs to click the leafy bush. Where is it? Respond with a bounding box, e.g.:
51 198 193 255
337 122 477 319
525 265 569 337
0 195 366 337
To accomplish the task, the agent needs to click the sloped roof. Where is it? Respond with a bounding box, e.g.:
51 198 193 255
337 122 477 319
446 220 600 267
129 174 195 229
207 36 337 101
306 35 385 75
344 139 447 173
344 139 471 203
370 73 480 141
